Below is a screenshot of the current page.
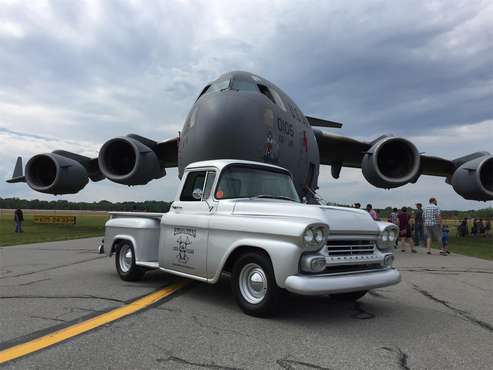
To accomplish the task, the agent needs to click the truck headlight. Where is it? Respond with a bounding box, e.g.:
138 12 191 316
302 224 329 250
377 225 398 250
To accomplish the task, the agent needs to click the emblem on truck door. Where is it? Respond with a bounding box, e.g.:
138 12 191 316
173 227 196 266
175 236 194 264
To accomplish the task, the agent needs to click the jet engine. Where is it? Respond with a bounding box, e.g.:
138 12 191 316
25 153 89 194
450 155 493 201
361 137 420 188
98 135 165 185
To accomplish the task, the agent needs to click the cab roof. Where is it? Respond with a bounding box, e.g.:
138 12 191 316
185 159 291 174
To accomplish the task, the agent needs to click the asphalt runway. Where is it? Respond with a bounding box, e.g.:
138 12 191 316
0 238 492 369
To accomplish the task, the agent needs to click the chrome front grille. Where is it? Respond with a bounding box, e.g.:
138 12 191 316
326 240 375 256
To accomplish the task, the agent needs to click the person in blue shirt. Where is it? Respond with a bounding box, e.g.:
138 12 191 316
441 224 450 255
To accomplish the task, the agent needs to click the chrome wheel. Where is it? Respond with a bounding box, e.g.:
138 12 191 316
239 263 267 304
119 244 133 273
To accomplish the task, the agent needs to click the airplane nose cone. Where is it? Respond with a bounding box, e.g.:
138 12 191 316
179 92 270 170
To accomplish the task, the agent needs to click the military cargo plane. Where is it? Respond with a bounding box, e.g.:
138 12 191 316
6 71 493 201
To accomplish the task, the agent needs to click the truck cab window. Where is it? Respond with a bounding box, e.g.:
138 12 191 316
180 171 206 201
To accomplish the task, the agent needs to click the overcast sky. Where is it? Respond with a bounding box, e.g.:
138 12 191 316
0 0 492 210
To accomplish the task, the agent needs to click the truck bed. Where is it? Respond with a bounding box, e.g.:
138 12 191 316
109 211 165 219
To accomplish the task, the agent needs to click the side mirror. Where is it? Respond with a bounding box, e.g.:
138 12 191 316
192 188 203 200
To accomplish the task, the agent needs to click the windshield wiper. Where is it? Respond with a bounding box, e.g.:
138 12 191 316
253 195 297 202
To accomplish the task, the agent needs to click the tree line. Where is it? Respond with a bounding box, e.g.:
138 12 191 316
1 197 491 218
0 198 171 213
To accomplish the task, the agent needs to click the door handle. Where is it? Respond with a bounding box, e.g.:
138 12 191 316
171 205 182 210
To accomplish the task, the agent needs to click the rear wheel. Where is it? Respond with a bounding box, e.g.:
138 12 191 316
232 252 280 317
331 290 367 301
115 242 145 281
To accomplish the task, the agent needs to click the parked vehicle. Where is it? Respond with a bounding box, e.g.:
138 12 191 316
101 160 400 316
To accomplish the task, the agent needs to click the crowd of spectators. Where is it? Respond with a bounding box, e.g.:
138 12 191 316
352 197 492 256
458 218 492 238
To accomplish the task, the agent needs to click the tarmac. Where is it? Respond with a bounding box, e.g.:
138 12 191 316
0 237 492 369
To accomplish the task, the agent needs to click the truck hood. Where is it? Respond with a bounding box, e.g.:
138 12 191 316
232 199 379 235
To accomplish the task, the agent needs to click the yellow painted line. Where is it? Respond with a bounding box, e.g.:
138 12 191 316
0 280 189 364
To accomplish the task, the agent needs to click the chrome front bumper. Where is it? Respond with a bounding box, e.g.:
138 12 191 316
284 268 401 296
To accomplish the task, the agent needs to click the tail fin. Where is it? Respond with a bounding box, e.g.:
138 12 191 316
6 157 26 183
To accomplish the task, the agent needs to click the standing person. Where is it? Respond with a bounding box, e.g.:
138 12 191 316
354 203 361 209
389 208 398 225
374 209 381 221
485 218 492 237
423 197 442 255
471 219 478 238
414 203 424 246
479 219 486 237
398 207 416 253
366 204 378 220
457 218 468 237
14 208 24 233
441 224 450 255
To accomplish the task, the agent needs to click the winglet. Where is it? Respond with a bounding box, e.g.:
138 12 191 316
6 157 26 183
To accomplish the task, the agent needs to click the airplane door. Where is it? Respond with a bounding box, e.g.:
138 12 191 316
161 170 216 277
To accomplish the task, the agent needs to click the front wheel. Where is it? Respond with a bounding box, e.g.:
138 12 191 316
115 242 145 281
232 252 281 317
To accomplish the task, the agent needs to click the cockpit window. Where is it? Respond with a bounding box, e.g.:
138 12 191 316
208 79 231 93
196 80 231 101
196 85 211 101
257 84 275 104
270 88 287 111
231 79 258 92
257 84 287 112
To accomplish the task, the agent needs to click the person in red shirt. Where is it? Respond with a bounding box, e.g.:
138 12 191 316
398 207 416 253
366 204 378 220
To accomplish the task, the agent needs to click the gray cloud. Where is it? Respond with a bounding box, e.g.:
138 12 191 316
0 0 491 209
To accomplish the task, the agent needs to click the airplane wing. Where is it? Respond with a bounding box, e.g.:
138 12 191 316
306 116 343 129
313 129 492 201
6 134 179 195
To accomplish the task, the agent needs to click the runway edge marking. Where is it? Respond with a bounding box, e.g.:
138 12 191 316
0 280 189 364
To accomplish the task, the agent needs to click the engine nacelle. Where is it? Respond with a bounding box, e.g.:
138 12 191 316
98 136 165 185
25 153 89 194
451 155 493 201
361 137 420 188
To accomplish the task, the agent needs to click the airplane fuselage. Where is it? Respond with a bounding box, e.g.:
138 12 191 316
178 71 320 197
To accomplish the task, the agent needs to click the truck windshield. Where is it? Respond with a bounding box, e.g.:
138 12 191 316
215 165 300 202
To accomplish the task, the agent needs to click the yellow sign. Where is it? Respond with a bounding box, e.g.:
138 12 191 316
33 215 76 225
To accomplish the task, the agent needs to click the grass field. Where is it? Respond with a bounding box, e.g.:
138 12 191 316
0 213 491 260
0 213 108 247
443 225 492 260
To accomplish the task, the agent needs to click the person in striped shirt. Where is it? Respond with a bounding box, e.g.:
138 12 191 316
423 197 442 255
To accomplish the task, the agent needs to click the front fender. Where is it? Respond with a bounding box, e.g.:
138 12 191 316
210 238 303 288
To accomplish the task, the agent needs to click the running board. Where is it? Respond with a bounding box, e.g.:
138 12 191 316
136 261 159 269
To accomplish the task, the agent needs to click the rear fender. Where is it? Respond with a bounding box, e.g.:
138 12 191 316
108 235 137 257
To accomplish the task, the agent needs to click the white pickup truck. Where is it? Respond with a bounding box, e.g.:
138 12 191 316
101 159 400 316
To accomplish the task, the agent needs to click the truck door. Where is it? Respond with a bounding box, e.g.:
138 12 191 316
160 169 216 278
